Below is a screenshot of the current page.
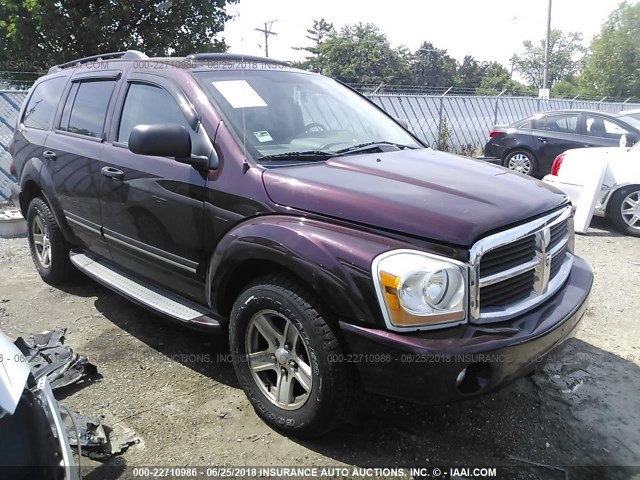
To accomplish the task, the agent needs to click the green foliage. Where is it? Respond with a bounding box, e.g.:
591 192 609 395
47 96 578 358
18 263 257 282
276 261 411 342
310 23 413 85
580 1 640 98
0 0 238 69
552 78 580 98
510 29 586 88
412 42 457 88
437 116 451 152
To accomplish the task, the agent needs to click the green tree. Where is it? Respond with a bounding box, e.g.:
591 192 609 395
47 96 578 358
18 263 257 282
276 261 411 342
457 56 484 90
552 78 580 98
510 29 586 89
580 1 640 98
0 0 238 70
474 62 531 95
313 23 412 85
412 41 458 88
293 18 335 73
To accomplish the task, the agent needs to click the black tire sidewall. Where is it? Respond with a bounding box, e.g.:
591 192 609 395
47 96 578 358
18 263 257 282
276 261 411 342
504 149 537 176
230 283 343 436
26 198 71 283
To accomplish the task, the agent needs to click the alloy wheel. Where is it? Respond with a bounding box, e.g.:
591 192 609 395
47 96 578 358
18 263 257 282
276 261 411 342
620 190 640 230
31 214 52 269
245 309 313 410
507 153 532 175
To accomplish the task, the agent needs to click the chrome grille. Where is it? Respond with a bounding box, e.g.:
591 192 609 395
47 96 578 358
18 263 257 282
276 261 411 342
479 236 535 277
469 206 574 324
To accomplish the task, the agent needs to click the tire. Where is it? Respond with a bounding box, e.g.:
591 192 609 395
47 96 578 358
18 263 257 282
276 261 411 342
26 197 75 284
229 275 353 438
608 186 640 237
504 149 538 176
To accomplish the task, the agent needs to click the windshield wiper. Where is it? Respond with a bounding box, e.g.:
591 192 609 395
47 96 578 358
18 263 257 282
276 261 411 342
336 141 416 155
257 150 336 162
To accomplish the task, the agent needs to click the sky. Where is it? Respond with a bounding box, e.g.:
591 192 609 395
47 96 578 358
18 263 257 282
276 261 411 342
222 0 633 69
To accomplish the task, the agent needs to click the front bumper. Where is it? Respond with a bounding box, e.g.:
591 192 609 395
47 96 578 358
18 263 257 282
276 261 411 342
340 256 593 405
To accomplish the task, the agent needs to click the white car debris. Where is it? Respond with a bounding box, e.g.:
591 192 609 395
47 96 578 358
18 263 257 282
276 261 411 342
543 141 640 237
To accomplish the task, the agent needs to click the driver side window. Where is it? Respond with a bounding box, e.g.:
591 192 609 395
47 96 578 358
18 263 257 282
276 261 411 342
118 83 191 144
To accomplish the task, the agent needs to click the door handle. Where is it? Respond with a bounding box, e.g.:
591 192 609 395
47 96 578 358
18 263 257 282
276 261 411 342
101 166 124 181
43 150 57 161
536 137 548 143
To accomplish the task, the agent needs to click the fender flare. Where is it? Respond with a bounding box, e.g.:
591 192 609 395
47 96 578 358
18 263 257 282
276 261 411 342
603 182 640 213
205 215 408 327
20 157 75 243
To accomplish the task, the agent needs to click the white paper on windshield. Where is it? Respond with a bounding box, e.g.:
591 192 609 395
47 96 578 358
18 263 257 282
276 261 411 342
211 80 268 108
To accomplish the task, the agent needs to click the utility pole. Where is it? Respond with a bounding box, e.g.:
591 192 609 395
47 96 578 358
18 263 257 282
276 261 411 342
542 0 552 89
255 20 278 58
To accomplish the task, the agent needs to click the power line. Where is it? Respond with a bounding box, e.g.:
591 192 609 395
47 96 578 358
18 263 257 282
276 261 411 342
255 20 278 58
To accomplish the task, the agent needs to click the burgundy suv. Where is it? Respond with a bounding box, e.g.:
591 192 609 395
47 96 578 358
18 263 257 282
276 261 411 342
9 51 593 437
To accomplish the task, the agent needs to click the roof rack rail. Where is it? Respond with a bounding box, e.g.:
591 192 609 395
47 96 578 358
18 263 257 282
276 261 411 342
185 52 289 66
48 50 148 74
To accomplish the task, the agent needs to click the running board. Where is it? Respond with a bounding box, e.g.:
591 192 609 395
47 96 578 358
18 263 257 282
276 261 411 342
69 251 222 331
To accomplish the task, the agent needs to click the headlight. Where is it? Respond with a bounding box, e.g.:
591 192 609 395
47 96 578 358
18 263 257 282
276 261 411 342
372 250 468 331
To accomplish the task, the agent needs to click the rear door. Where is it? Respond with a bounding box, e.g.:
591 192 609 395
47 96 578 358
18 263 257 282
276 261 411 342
531 112 582 173
100 73 212 302
44 71 121 258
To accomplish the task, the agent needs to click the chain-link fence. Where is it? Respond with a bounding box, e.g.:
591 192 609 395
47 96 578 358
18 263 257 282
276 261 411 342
1 86 640 200
367 93 640 155
0 90 27 200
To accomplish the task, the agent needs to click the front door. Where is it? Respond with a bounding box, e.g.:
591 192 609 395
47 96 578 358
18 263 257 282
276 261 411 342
100 76 211 302
583 114 634 148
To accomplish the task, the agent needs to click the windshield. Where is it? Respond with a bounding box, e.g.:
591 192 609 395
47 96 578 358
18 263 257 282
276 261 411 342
195 69 421 163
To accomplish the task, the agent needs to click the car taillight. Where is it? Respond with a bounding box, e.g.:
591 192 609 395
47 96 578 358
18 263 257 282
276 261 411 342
551 153 565 176
489 130 501 139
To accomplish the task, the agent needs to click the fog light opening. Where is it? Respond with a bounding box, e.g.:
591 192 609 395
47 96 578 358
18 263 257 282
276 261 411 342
456 362 492 395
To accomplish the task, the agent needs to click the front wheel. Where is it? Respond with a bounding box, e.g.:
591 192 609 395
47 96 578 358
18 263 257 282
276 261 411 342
229 275 353 438
504 149 537 176
608 186 640 237
27 197 74 284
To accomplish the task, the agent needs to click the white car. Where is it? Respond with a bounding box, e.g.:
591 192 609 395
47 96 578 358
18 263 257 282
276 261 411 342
543 144 640 237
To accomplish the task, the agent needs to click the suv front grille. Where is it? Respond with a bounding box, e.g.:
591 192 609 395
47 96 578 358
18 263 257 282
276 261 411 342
470 206 574 323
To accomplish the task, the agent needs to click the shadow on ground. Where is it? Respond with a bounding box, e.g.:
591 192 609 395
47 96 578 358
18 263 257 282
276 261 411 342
67 272 640 480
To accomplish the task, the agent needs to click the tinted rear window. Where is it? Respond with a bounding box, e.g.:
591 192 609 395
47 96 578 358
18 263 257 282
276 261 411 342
22 77 67 130
60 80 116 138
533 113 579 134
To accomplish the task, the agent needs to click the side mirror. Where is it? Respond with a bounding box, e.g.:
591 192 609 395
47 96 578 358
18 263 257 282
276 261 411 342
129 123 192 158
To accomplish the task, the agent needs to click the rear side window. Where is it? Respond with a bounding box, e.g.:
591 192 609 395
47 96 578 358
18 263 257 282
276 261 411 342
22 77 66 130
117 83 190 144
59 80 117 138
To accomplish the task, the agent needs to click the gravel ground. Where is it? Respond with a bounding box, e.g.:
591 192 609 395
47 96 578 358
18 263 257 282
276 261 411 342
0 216 639 480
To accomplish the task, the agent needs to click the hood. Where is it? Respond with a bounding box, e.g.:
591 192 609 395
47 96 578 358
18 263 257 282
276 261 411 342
262 149 568 246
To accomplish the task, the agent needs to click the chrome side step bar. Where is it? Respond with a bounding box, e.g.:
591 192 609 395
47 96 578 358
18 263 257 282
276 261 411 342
69 251 222 331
